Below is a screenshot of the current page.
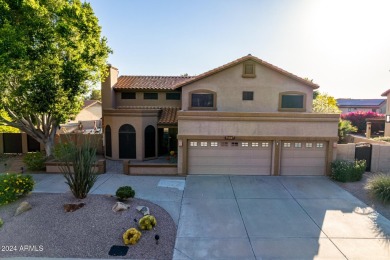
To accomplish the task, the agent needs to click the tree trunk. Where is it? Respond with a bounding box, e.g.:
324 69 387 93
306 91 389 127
44 139 54 158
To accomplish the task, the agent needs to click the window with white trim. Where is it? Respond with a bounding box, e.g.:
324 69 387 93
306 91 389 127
283 142 291 148
316 143 324 148
252 142 259 147
306 143 313 148
210 142 218 147
294 142 302 148
231 142 239 147
242 142 249 147
200 142 208 147
221 142 229 147
190 141 197 147
262 142 269 148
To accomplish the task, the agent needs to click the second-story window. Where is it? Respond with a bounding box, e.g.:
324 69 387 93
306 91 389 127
166 92 181 100
121 92 136 99
144 93 158 100
189 90 216 110
243 91 254 101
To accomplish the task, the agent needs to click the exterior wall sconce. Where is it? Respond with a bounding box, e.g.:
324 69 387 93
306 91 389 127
386 115 390 123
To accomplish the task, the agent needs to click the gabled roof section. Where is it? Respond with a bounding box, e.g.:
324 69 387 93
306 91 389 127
336 98 386 107
172 54 319 89
83 100 101 109
381 89 390 96
113 76 194 90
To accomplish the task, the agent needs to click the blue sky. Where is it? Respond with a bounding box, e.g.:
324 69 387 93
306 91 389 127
88 0 390 99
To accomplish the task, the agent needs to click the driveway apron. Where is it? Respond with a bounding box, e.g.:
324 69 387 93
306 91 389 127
173 175 390 260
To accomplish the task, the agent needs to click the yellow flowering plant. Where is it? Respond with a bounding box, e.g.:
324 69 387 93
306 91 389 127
0 174 34 206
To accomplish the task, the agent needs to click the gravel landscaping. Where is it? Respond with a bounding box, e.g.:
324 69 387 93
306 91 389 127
0 192 176 259
335 172 390 220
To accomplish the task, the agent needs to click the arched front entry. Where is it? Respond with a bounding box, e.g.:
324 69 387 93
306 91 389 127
144 125 156 158
119 124 136 159
105 125 112 157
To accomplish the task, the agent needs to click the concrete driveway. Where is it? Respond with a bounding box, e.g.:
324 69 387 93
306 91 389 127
29 173 390 259
173 175 390 260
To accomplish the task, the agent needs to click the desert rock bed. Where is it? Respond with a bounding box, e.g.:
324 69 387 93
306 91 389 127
0 193 176 259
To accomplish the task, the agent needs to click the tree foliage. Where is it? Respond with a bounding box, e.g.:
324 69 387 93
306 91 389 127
0 110 19 133
0 0 111 156
341 111 385 133
312 92 341 113
338 119 357 143
88 89 101 101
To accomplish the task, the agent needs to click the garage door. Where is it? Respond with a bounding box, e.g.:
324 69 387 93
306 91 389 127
188 140 272 175
281 141 326 175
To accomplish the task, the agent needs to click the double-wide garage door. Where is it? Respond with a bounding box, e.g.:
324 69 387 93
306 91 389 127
188 140 272 175
188 140 327 175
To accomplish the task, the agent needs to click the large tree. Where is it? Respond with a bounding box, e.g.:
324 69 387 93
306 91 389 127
0 0 111 156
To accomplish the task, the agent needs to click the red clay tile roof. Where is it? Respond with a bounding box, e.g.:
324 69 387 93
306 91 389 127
115 106 179 125
158 107 179 125
113 76 194 90
172 54 319 89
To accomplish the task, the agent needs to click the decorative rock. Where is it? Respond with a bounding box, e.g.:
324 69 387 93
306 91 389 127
14 201 32 216
112 202 130 212
136 206 150 215
63 203 85 212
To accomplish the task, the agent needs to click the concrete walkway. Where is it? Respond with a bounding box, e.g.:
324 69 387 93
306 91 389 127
10 173 390 259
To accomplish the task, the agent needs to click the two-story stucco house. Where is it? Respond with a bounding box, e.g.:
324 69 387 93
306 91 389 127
102 55 339 175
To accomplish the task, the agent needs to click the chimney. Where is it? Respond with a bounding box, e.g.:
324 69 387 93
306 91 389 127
101 65 118 110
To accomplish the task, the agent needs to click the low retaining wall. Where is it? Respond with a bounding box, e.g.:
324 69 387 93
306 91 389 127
45 159 106 174
123 160 177 175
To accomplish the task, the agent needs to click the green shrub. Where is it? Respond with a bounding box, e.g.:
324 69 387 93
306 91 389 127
365 174 390 203
57 138 98 199
53 142 74 161
0 174 35 206
23 152 46 171
116 186 135 200
330 160 366 182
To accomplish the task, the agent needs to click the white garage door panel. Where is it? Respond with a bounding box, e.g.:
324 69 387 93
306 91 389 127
281 142 326 175
188 141 272 175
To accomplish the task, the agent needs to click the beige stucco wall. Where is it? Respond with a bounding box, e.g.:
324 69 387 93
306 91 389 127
335 143 355 161
181 62 314 112
115 92 181 108
178 112 338 137
74 103 102 122
103 109 159 160
371 144 390 172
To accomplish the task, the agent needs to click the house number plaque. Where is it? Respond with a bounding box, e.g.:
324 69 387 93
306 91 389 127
224 136 235 140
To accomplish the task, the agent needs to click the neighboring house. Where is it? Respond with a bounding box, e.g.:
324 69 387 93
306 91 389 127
102 55 339 175
336 98 386 114
381 89 390 136
59 100 102 134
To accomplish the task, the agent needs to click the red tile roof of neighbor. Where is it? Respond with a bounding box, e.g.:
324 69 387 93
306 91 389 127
113 54 319 90
113 76 194 90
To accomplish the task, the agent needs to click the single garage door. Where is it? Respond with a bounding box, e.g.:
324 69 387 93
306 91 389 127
281 141 326 175
188 140 272 175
